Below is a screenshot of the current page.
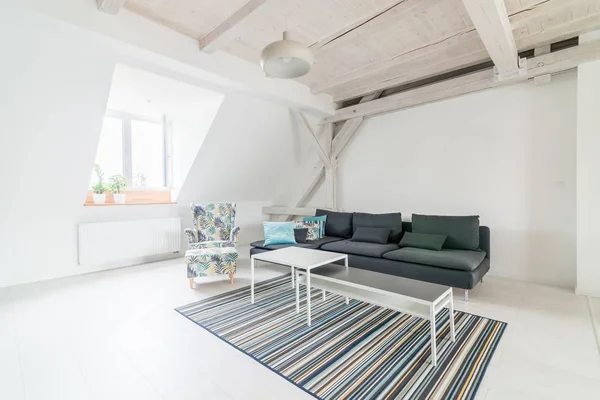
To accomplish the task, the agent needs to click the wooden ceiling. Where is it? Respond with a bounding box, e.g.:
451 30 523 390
125 0 600 103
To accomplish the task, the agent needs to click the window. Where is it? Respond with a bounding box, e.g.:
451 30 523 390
92 111 170 190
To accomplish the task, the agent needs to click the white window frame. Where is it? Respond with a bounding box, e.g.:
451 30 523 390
104 110 172 190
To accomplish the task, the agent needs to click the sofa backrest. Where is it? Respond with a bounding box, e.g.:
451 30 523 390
401 222 490 258
352 212 403 243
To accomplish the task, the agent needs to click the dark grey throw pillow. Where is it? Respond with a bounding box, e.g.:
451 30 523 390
315 209 353 238
351 227 390 244
352 212 403 243
411 214 480 250
294 228 309 243
399 232 447 251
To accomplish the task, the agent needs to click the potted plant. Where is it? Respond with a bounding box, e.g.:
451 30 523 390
92 164 107 204
109 175 128 204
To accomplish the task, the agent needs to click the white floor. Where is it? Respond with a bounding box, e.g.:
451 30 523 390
1 251 599 400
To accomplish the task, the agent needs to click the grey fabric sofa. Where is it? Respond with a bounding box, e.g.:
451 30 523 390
250 210 490 298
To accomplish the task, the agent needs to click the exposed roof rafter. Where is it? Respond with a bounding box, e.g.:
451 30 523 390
461 0 520 77
199 0 269 53
322 39 600 124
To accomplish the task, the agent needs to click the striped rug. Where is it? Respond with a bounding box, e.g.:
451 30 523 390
176 275 506 400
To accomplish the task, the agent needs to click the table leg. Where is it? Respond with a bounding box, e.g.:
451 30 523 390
307 270 311 327
449 292 456 342
295 269 300 314
291 266 295 288
344 256 350 304
250 256 255 304
430 305 437 367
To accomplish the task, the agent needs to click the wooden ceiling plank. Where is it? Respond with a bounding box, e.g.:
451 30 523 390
309 0 410 53
516 7 600 49
322 39 600 124
311 28 480 95
310 0 556 98
329 4 600 102
461 0 520 74
511 0 588 29
331 48 489 102
199 0 270 53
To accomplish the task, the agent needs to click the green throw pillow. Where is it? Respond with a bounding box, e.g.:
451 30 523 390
399 232 447 251
411 214 480 250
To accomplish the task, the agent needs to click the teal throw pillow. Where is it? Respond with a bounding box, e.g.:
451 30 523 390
304 215 327 237
263 222 296 246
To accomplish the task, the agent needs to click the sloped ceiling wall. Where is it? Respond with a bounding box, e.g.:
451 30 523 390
0 2 316 287
177 93 311 242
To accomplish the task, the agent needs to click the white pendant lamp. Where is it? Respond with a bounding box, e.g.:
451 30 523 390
260 31 314 79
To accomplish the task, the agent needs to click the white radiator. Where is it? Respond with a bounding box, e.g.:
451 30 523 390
78 218 181 266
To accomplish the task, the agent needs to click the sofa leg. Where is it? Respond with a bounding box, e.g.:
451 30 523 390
464 289 469 302
229 273 234 285
189 278 195 289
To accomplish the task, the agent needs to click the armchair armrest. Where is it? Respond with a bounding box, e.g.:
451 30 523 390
230 226 240 246
184 228 198 245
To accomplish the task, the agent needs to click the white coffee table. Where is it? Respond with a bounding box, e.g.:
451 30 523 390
295 264 455 367
250 247 348 325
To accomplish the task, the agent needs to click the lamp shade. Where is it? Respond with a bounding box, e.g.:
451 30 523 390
260 31 314 79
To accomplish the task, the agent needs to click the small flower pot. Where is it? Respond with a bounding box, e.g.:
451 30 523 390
113 193 126 204
93 193 106 204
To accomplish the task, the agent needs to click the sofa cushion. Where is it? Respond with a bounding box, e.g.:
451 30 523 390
382 247 487 271
321 239 399 258
399 232 447 251
294 228 308 243
411 214 480 251
250 236 344 251
353 212 403 243
263 221 296 246
351 227 390 244
316 209 353 238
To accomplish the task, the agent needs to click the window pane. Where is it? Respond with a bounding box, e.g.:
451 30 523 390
92 117 123 186
131 120 165 188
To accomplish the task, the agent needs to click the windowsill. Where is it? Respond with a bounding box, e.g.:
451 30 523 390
84 189 174 206
84 202 177 206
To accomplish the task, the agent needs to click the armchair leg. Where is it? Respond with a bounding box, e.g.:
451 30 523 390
229 273 234 284
189 278 195 289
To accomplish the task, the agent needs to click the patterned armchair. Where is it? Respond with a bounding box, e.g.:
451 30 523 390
185 203 240 249
185 203 240 288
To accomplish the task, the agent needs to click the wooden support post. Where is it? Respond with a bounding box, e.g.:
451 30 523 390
534 45 552 86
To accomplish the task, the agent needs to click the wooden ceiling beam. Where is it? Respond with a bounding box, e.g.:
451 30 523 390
199 0 269 53
311 0 556 99
324 4 600 103
461 0 520 77
321 40 600 124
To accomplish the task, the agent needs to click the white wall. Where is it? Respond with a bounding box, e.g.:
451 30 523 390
178 93 305 244
337 72 577 288
0 3 305 287
577 59 600 297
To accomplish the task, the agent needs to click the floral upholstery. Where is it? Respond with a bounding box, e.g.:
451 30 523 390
186 203 239 281
186 247 238 278
186 203 240 248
